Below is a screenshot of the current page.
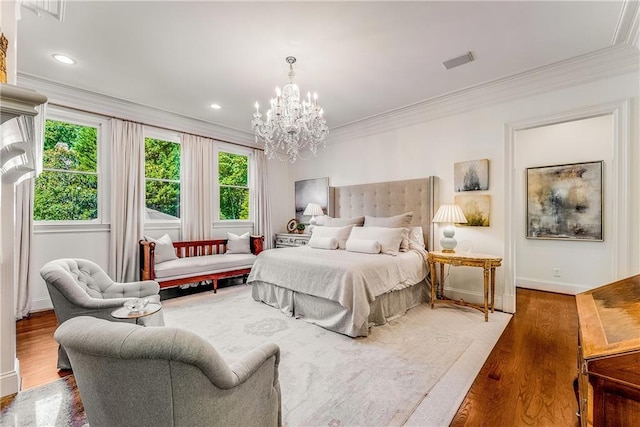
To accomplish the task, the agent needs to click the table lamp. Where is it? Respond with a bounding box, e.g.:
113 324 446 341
303 202 324 233
432 204 468 253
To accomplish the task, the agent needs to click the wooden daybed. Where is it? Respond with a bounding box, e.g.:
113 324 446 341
140 235 264 292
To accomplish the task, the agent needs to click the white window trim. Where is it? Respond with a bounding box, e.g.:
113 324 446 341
215 144 253 224
34 106 110 227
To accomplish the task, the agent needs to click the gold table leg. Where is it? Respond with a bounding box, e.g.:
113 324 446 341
483 261 489 322
429 260 436 308
490 267 496 313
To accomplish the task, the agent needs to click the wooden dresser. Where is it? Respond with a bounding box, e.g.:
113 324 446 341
575 274 640 427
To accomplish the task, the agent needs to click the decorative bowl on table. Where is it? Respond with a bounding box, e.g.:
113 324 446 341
124 298 149 313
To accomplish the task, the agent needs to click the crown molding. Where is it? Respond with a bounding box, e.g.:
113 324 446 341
17 41 639 151
328 45 639 145
16 74 258 147
613 0 640 46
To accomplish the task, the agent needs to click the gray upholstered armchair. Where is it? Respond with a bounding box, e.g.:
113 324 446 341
55 316 282 427
40 258 164 369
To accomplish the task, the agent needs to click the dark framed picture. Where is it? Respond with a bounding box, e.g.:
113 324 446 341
295 177 330 224
526 160 603 241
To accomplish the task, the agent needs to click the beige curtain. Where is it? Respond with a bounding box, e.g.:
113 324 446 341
180 133 215 240
251 149 272 249
15 103 46 319
109 119 145 282
15 179 34 320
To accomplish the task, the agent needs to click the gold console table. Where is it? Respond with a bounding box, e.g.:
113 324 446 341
427 250 503 321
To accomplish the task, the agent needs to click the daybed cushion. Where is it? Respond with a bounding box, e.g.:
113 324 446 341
154 253 257 280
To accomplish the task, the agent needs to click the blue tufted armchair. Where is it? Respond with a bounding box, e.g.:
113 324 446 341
40 258 164 369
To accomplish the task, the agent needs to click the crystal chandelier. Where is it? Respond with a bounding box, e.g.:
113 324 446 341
252 56 328 162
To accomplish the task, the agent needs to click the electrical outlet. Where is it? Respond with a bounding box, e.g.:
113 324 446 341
553 268 561 277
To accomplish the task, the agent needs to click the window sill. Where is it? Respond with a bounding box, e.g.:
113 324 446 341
213 220 254 228
34 223 110 234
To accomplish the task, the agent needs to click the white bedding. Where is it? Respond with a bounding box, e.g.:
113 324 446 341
247 246 428 331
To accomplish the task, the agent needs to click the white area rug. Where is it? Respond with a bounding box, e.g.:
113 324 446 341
163 284 511 426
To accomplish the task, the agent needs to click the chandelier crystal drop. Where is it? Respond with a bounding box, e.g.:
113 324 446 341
252 56 328 162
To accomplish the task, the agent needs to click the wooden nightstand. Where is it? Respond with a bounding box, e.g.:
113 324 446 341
274 233 310 248
427 250 502 321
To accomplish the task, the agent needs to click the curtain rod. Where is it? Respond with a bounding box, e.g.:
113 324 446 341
49 102 263 152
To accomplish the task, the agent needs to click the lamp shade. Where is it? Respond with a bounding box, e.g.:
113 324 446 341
432 204 467 224
432 204 467 253
303 203 324 217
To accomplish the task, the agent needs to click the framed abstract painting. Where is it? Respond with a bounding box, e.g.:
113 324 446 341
454 159 489 192
295 177 330 224
526 160 603 241
454 194 490 227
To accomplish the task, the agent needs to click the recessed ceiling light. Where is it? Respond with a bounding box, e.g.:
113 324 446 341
52 54 76 65
210 103 222 110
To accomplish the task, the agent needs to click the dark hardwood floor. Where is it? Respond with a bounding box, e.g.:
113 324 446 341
11 287 580 425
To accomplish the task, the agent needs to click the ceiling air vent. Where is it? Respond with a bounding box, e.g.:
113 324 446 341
443 52 474 70
20 0 66 22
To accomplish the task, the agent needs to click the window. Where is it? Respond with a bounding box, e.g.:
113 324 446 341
34 119 99 221
218 151 249 220
145 137 180 220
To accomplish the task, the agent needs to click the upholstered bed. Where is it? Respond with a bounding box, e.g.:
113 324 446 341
249 177 439 337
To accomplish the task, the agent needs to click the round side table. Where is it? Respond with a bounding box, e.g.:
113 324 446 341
111 302 162 325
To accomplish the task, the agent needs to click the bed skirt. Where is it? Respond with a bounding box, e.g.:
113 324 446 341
250 280 430 337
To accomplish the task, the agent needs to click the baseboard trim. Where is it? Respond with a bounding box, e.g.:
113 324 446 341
501 293 516 314
516 277 590 295
0 359 21 398
30 297 53 312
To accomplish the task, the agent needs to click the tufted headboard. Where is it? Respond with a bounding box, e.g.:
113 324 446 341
333 177 439 251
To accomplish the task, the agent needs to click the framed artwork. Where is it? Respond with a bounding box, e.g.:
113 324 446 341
454 159 489 192
454 195 490 227
526 161 603 241
295 177 330 224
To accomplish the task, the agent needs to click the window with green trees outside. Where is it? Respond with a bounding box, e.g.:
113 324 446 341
34 120 99 221
145 138 180 220
219 151 249 220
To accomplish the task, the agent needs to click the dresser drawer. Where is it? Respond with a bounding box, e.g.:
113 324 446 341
275 233 310 248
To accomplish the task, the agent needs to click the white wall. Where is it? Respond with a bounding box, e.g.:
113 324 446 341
282 72 639 311
515 115 615 294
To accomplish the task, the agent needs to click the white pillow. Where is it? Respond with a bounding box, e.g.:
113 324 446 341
348 226 404 256
346 239 381 254
310 225 354 249
364 212 413 252
309 236 339 250
145 234 177 264
322 216 365 227
226 232 251 254
408 226 425 249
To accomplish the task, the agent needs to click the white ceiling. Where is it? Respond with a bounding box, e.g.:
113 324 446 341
16 1 631 136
